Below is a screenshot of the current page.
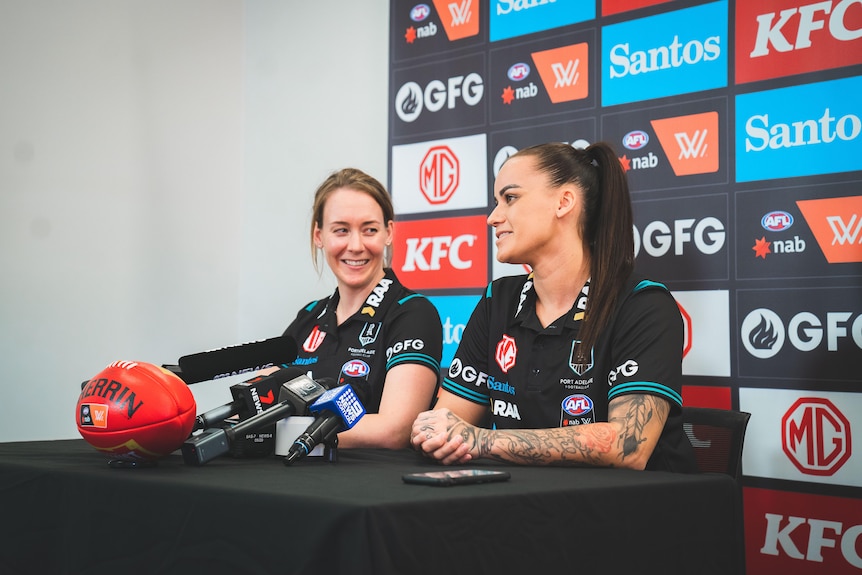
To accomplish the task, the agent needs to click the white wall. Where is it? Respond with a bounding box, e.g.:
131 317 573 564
0 0 389 441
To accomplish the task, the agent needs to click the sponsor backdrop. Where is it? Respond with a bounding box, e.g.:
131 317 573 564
388 1 861 573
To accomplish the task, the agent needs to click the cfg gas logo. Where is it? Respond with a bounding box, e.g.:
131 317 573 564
602 1 728 106
736 0 862 84
741 307 862 359
736 76 862 182
392 215 488 290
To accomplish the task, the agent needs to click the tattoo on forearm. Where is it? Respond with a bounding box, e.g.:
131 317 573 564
454 395 670 467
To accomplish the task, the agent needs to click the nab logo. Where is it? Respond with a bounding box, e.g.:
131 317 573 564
495 334 517 373
420 145 459 204
782 397 852 476
651 111 720 176
531 43 589 104
341 359 370 379
752 235 807 259
797 195 862 263
79 404 108 428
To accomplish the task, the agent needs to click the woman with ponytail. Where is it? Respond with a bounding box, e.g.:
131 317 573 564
411 142 696 472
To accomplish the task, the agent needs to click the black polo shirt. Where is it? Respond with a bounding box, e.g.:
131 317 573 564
442 273 696 472
282 269 442 413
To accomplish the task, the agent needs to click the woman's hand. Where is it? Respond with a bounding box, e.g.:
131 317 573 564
411 408 477 466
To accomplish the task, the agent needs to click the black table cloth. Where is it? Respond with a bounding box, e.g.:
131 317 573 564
0 439 741 574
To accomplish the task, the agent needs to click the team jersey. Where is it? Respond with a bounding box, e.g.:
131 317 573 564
282 269 442 414
442 273 696 472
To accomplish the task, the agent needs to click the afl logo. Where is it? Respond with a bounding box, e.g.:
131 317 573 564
507 63 530 82
342 359 370 378
562 394 593 417
761 211 794 232
623 130 649 150
410 4 430 21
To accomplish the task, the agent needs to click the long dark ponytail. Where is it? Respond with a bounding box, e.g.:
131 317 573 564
508 142 634 360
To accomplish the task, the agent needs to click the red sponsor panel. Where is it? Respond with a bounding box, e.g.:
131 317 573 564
392 215 488 290
736 0 862 84
682 385 732 409
602 0 672 16
745 487 862 573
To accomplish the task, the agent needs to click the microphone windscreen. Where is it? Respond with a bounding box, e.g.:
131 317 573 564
177 336 297 383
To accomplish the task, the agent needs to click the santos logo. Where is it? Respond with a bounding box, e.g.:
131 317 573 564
736 76 862 182
601 1 728 106
633 217 725 257
395 73 484 123
741 308 862 359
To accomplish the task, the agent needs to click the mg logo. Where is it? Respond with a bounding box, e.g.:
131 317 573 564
420 145 459 204
495 334 517 373
782 397 852 476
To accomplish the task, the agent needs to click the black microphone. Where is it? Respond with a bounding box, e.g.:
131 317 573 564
283 384 366 465
192 371 285 432
174 335 298 384
180 368 330 465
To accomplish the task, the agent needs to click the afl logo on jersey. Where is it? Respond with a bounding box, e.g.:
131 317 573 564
562 394 593 417
342 359 370 378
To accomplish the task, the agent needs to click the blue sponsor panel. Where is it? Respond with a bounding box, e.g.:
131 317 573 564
427 294 482 368
736 76 862 182
490 0 595 42
601 0 728 107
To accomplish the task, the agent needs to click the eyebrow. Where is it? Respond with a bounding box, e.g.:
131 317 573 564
496 183 521 197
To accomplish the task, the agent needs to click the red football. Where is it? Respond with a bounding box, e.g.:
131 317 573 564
77 360 196 461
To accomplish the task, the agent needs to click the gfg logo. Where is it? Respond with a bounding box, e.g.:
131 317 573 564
448 357 489 387
742 308 862 359
395 73 484 123
633 217 726 257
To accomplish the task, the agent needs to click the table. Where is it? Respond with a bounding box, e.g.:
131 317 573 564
0 440 741 574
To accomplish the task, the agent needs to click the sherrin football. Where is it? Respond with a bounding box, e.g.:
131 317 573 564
77 360 196 461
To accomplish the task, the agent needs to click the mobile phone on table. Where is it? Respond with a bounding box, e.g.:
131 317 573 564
402 468 511 486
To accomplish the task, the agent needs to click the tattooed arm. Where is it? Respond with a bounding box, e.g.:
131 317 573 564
412 392 670 469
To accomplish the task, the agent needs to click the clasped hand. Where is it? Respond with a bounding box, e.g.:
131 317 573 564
410 408 475 465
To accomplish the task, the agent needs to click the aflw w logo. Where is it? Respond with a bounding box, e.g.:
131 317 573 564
552 60 579 88
798 196 862 263
432 0 479 40
651 111 719 176
531 43 589 103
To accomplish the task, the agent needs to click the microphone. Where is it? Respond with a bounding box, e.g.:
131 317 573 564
283 384 366 465
192 371 285 432
181 368 331 465
174 336 298 384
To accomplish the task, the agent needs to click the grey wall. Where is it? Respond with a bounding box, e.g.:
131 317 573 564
0 0 389 441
